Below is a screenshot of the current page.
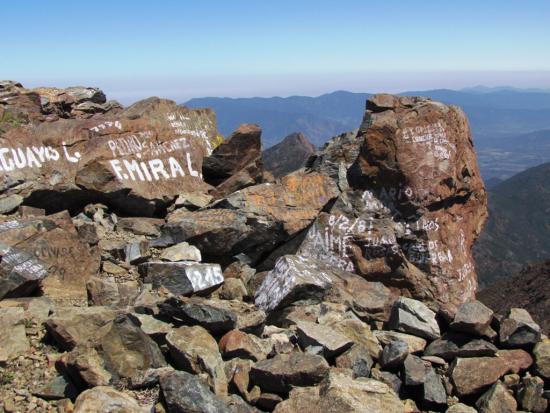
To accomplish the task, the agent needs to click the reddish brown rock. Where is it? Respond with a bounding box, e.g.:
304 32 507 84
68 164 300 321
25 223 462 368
219 330 268 361
0 213 99 305
299 95 487 318
203 123 263 198
0 94 220 216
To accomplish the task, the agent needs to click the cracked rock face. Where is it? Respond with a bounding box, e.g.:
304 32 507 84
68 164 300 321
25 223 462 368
295 94 488 318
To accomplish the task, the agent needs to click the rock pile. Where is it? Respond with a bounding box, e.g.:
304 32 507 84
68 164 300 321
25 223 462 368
1 83 546 413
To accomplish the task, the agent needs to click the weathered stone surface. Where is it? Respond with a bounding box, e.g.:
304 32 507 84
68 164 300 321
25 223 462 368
450 300 493 336
533 338 550 378
203 123 263 198
0 194 23 214
497 349 534 373
422 367 447 410
402 354 428 386
389 297 441 340
86 277 139 308
380 340 409 369
518 374 545 412
163 171 337 264
166 325 228 395
296 320 353 358
250 352 329 394
57 346 112 388
160 241 202 262
219 277 248 301
499 307 541 347
127 312 173 339
45 306 116 350
73 386 147 413
301 96 487 318
330 318 382 359
33 375 78 400
0 307 29 362
374 330 427 355
160 370 231 413
0 214 99 305
424 333 498 360
475 382 517 413
1 96 219 216
218 330 268 361
335 344 374 378
139 261 223 296
160 297 237 335
450 357 509 396
273 370 404 413
116 217 163 236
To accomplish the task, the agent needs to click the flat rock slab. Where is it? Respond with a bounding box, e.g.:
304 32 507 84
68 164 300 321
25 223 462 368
296 320 353 358
450 300 493 336
139 261 223 296
389 297 441 340
250 352 329 394
450 356 510 396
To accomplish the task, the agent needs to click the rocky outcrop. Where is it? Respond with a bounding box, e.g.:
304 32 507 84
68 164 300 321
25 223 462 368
263 132 316 178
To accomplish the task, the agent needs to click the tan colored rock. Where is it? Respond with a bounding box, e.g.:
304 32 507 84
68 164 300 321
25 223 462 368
166 325 228 395
219 330 269 361
373 330 427 354
475 382 516 413
0 307 29 362
73 386 147 413
533 338 550 378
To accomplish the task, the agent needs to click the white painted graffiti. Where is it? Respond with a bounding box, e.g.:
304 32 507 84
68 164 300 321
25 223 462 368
167 112 213 155
90 120 122 133
187 265 224 291
109 154 199 182
400 121 456 160
0 143 82 171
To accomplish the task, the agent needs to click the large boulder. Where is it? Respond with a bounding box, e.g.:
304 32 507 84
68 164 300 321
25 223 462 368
73 386 147 413
301 95 487 318
0 96 220 216
263 132 317 178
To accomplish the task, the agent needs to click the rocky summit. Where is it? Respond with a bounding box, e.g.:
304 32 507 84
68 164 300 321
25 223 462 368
0 82 546 413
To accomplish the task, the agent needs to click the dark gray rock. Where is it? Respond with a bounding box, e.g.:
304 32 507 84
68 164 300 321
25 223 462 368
389 297 440 340
380 340 409 369
160 370 231 413
139 262 224 296
370 368 402 395
425 333 498 360
422 367 447 410
249 352 329 394
499 308 541 348
159 297 237 335
335 344 374 378
450 300 493 336
402 354 428 386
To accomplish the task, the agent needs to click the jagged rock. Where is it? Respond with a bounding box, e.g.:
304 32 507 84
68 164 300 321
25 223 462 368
303 96 487 318
380 340 409 369
450 300 494 336
73 386 147 413
203 123 263 198
127 312 173 340
0 213 99 305
475 382 517 413
533 338 550 378
422 367 447 410
163 171 337 264
450 356 510 396
86 277 139 308
219 278 248 301
374 330 427 355
139 262 224 296
1 97 219 216
424 333 498 360
296 320 353 358
335 344 374 378
499 307 541 347
224 358 254 401
219 330 269 361
205 298 266 333
123 239 150 264
160 241 202 262
45 306 116 350
96 314 167 379
0 307 29 362
174 191 213 209
57 346 112 388
518 374 546 412
128 366 174 390
402 355 428 386
330 318 382 359
263 132 317 178
249 352 329 394
445 403 477 413
116 217 163 236
389 297 441 340
160 297 237 335
273 370 404 413
166 325 228 395
160 370 231 413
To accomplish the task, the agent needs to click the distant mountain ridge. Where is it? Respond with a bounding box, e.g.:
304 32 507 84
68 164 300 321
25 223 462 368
474 161 550 286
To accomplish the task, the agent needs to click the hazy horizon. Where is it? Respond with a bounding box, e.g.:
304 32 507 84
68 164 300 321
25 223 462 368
4 1 550 104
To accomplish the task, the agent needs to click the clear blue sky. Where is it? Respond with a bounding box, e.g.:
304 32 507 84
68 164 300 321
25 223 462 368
3 0 550 103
